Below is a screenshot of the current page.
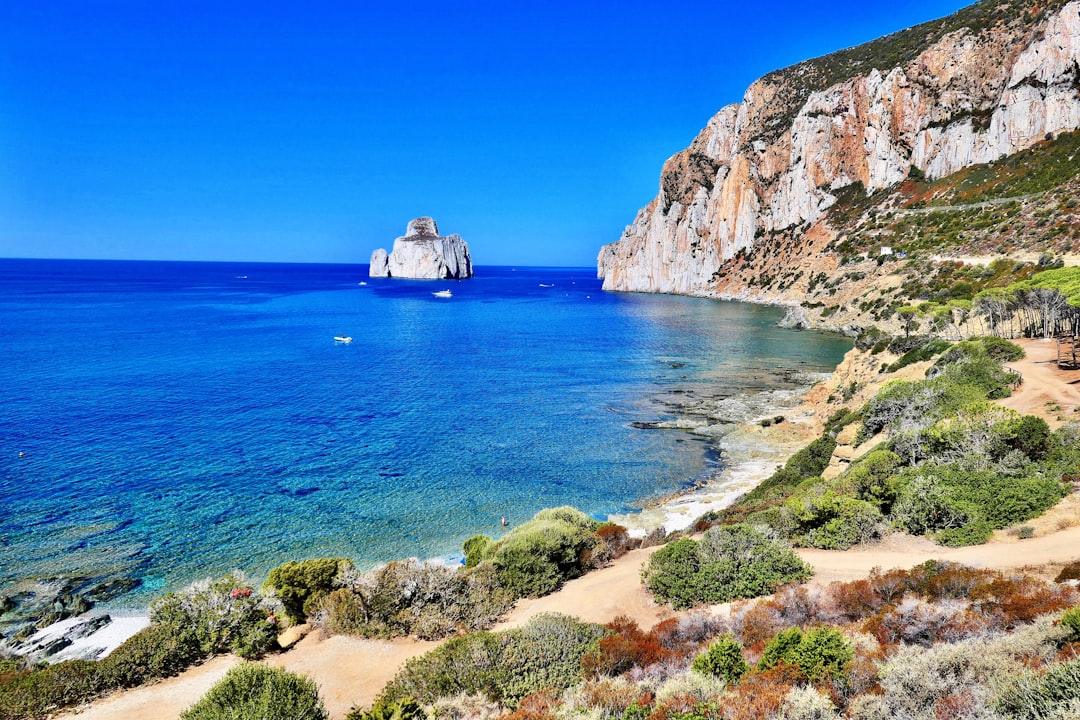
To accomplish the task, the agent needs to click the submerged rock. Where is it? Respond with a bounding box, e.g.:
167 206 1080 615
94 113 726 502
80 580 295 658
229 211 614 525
370 217 473 279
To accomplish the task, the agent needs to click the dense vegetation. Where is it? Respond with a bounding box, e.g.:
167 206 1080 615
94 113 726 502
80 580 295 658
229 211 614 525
464 507 632 599
693 336 1072 552
180 663 328 720
306 507 632 642
351 562 1079 720
375 613 607 710
0 508 635 718
0 573 282 720
642 525 811 609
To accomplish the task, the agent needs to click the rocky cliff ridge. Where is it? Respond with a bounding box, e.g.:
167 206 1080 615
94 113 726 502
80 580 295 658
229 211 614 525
598 0 1080 298
370 217 473 279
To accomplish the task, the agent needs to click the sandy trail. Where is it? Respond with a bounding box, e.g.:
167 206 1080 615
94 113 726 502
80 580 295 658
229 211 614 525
998 337 1080 425
60 338 1080 720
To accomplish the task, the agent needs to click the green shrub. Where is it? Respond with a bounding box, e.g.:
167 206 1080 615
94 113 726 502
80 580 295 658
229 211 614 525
783 492 884 549
641 524 811 609
151 573 281 659
854 326 888 351
717 434 838 521
935 520 993 547
758 627 854 683
997 415 1051 460
463 535 496 569
977 336 1025 362
264 558 351 623
786 435 838 479
860 377 984 440
180 663 328 720
1061 606 1080 641
381 613 605 708
996 658 1080 719
837 449 902 508
927 341 1021 399
346 697 427 720
315 559 511 640
100 623 203 688
889 464 1066 544
824 407 857 435
533 506 599 530
0 660 106 720
886 338 952 373
691 634 748 685
491 508 602 598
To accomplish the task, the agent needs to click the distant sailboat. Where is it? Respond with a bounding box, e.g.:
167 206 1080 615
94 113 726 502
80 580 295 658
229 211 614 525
432 289 452 298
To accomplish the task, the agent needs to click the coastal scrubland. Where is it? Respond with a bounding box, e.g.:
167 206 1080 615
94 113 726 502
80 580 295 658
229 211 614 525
5 326 1080 720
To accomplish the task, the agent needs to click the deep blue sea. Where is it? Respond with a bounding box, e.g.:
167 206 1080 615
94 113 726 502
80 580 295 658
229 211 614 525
0 259 850 608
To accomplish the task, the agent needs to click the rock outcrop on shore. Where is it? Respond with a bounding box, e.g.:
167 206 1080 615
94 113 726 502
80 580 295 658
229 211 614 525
598 0 1080 295
370 217 473 279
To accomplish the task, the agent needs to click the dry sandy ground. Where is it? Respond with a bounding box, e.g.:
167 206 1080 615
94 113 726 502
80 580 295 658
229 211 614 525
59 339 1080 720
999 337 1080 427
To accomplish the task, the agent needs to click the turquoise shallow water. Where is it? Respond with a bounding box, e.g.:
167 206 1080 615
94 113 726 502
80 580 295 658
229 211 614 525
0 259 850 607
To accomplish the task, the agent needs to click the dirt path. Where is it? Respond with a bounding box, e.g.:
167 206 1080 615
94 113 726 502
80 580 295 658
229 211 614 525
998 337 1080 426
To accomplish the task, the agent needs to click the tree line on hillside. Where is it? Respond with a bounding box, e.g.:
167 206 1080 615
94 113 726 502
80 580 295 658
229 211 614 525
900 266 1080 340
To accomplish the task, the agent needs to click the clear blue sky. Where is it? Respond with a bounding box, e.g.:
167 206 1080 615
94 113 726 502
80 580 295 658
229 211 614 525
0 0 972 267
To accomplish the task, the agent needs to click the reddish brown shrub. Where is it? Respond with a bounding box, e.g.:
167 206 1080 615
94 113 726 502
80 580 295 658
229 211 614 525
1055 561 1080 583
845 649 883 699
721 663 806 720
597 524 633 559
651 615 725 655
502 690 560 720
650 617 685 650
582 616 668 677
969 576 1076 627
692 518 716 533
920 564 987 600
735 602 782 648
862 596 991 647
829 579 880 621
868 568 910 606
934 690 979 720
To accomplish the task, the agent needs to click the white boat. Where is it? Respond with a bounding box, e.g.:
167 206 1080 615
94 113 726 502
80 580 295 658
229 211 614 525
358 281 367 286
334 336 353 344
432 289 452 298
539 283 554 288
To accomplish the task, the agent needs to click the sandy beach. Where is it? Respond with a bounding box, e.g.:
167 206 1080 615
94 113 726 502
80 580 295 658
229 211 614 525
57 338 1080 720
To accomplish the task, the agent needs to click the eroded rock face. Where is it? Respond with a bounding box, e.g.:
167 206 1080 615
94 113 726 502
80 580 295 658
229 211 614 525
369 217 473 279
369 248 389 277
598 1 1080 294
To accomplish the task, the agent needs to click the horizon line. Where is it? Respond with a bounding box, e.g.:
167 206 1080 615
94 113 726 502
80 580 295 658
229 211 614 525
0 256 598 270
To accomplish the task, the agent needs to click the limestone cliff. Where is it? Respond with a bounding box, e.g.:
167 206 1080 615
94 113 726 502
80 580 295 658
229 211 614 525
598 0 1080 295
370 217 473 279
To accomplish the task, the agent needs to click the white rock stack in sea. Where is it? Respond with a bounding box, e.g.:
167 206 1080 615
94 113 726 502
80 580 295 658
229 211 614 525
369 217 473 279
